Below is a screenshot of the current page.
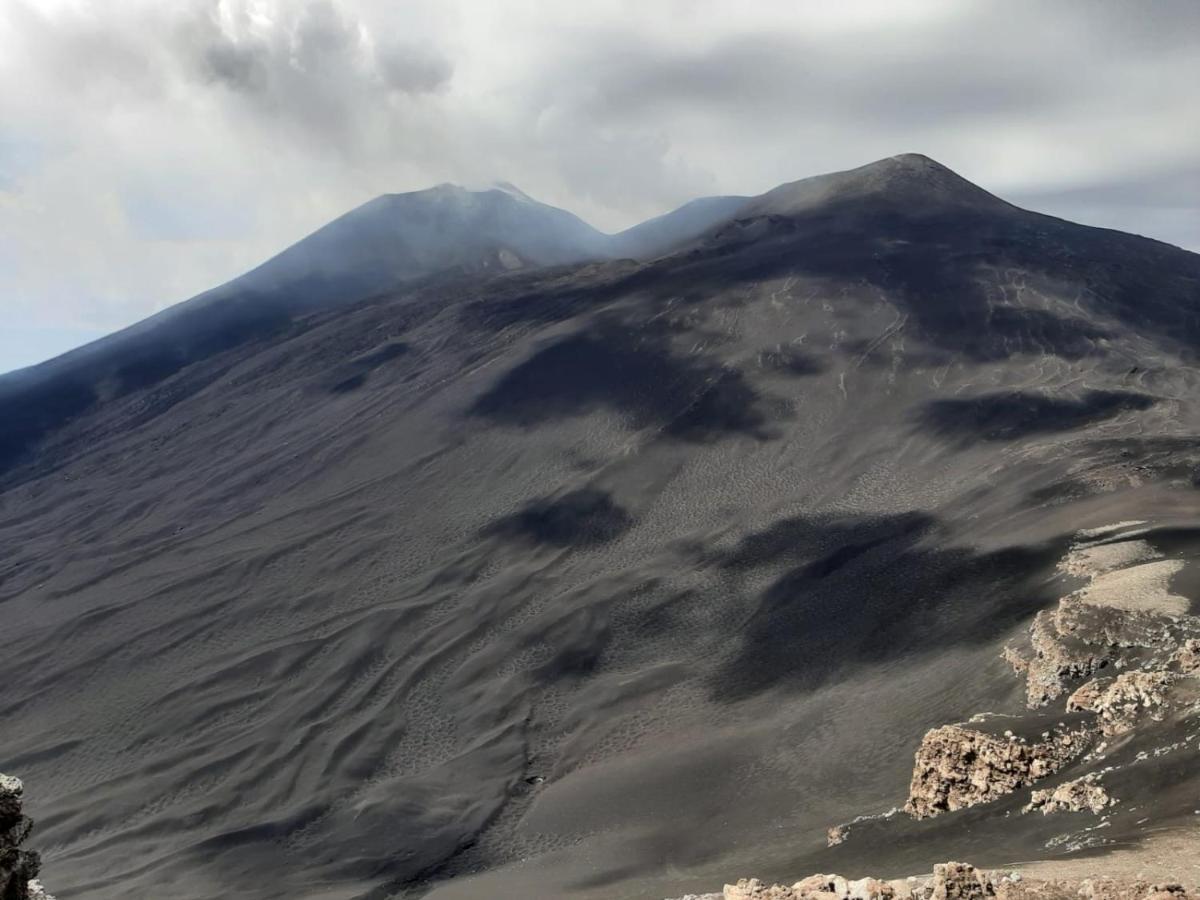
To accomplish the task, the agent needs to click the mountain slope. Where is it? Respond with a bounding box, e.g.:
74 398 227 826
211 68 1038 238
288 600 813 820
609 193 751 259
213 182 615 301
0 182 738 480
2 156 1200 900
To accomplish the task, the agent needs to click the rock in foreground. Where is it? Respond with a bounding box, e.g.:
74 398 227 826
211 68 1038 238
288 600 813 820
904 725 1091 819
669 861 1196 900
1 774 54 900
1022 772 1115 816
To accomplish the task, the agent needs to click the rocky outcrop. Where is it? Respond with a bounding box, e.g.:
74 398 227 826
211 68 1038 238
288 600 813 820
904 725 1092 819
1 774 53 900
672 862 1197 900
1023 772 1115 815
723 878 803 900
1004 597 1184 709
820 528 1200 861
1005 523 1200 709
909 600 1193 821
1067 671 1176 735
680 530 1200 900
723 873 907 900
1174 639 1200 674
929 863 995 900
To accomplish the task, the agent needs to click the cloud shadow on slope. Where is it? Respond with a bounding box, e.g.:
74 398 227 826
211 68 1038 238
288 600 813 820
466 319 774 442
917 389 1156 442
481 487 634 548
0 295 296 480
705 511 1063 703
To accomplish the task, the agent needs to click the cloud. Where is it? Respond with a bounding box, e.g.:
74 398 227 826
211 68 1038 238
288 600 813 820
0 0 1198 372
376 41 453 94
175 1 453 153
1008 162 1200 249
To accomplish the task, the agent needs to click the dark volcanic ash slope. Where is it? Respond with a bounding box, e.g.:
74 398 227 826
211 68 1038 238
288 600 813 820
0 181 741 478
2 155 1200 900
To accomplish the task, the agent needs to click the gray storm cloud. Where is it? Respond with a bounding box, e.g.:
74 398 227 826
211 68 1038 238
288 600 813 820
0 0 1198 373
180 1 453 151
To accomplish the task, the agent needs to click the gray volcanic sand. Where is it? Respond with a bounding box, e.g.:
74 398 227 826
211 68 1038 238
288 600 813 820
3 158 1200 898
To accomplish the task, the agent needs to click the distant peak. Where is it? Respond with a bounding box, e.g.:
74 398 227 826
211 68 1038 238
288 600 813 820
886 152 946 167
372 181 536 208
369 182 470 203
746 153 1011 219
419 179 539 203
488 181 535 202
854 153 975 187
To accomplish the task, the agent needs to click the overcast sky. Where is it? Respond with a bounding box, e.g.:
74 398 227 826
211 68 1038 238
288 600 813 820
1 0 1198 373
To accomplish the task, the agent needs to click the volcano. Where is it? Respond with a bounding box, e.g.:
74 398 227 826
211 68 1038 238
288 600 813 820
2 154 1200 900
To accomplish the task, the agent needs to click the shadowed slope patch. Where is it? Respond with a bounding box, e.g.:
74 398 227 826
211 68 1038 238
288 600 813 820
327 341 410 394
0 296 295 480
482 488 633 548
918 389 1156 442
707 512 1063 702
0 378 97 473
467 320 771 442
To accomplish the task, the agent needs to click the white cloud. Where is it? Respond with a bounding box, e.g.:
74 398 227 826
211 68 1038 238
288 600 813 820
1 0 1198 372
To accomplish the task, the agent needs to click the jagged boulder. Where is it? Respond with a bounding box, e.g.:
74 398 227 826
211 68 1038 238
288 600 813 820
794 875 842 897
1067 671 1175 735
847 877 897 900
931 863 995 900
1174 639 1200 674
1023 772 1115 815
725 878 799 900
905 725 1092 819
724 873 900 900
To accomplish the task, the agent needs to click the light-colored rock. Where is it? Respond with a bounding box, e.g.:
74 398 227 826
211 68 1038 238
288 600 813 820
1067 671 1175 735
795 875 839 896
931 863 995 900
827 824 850 847
678 864 1196 900
848 877 896 900
1174 639 1200 674
1024 773 1115 815
725 877 799 900
1005 597 1182 709
905 724 1092 818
